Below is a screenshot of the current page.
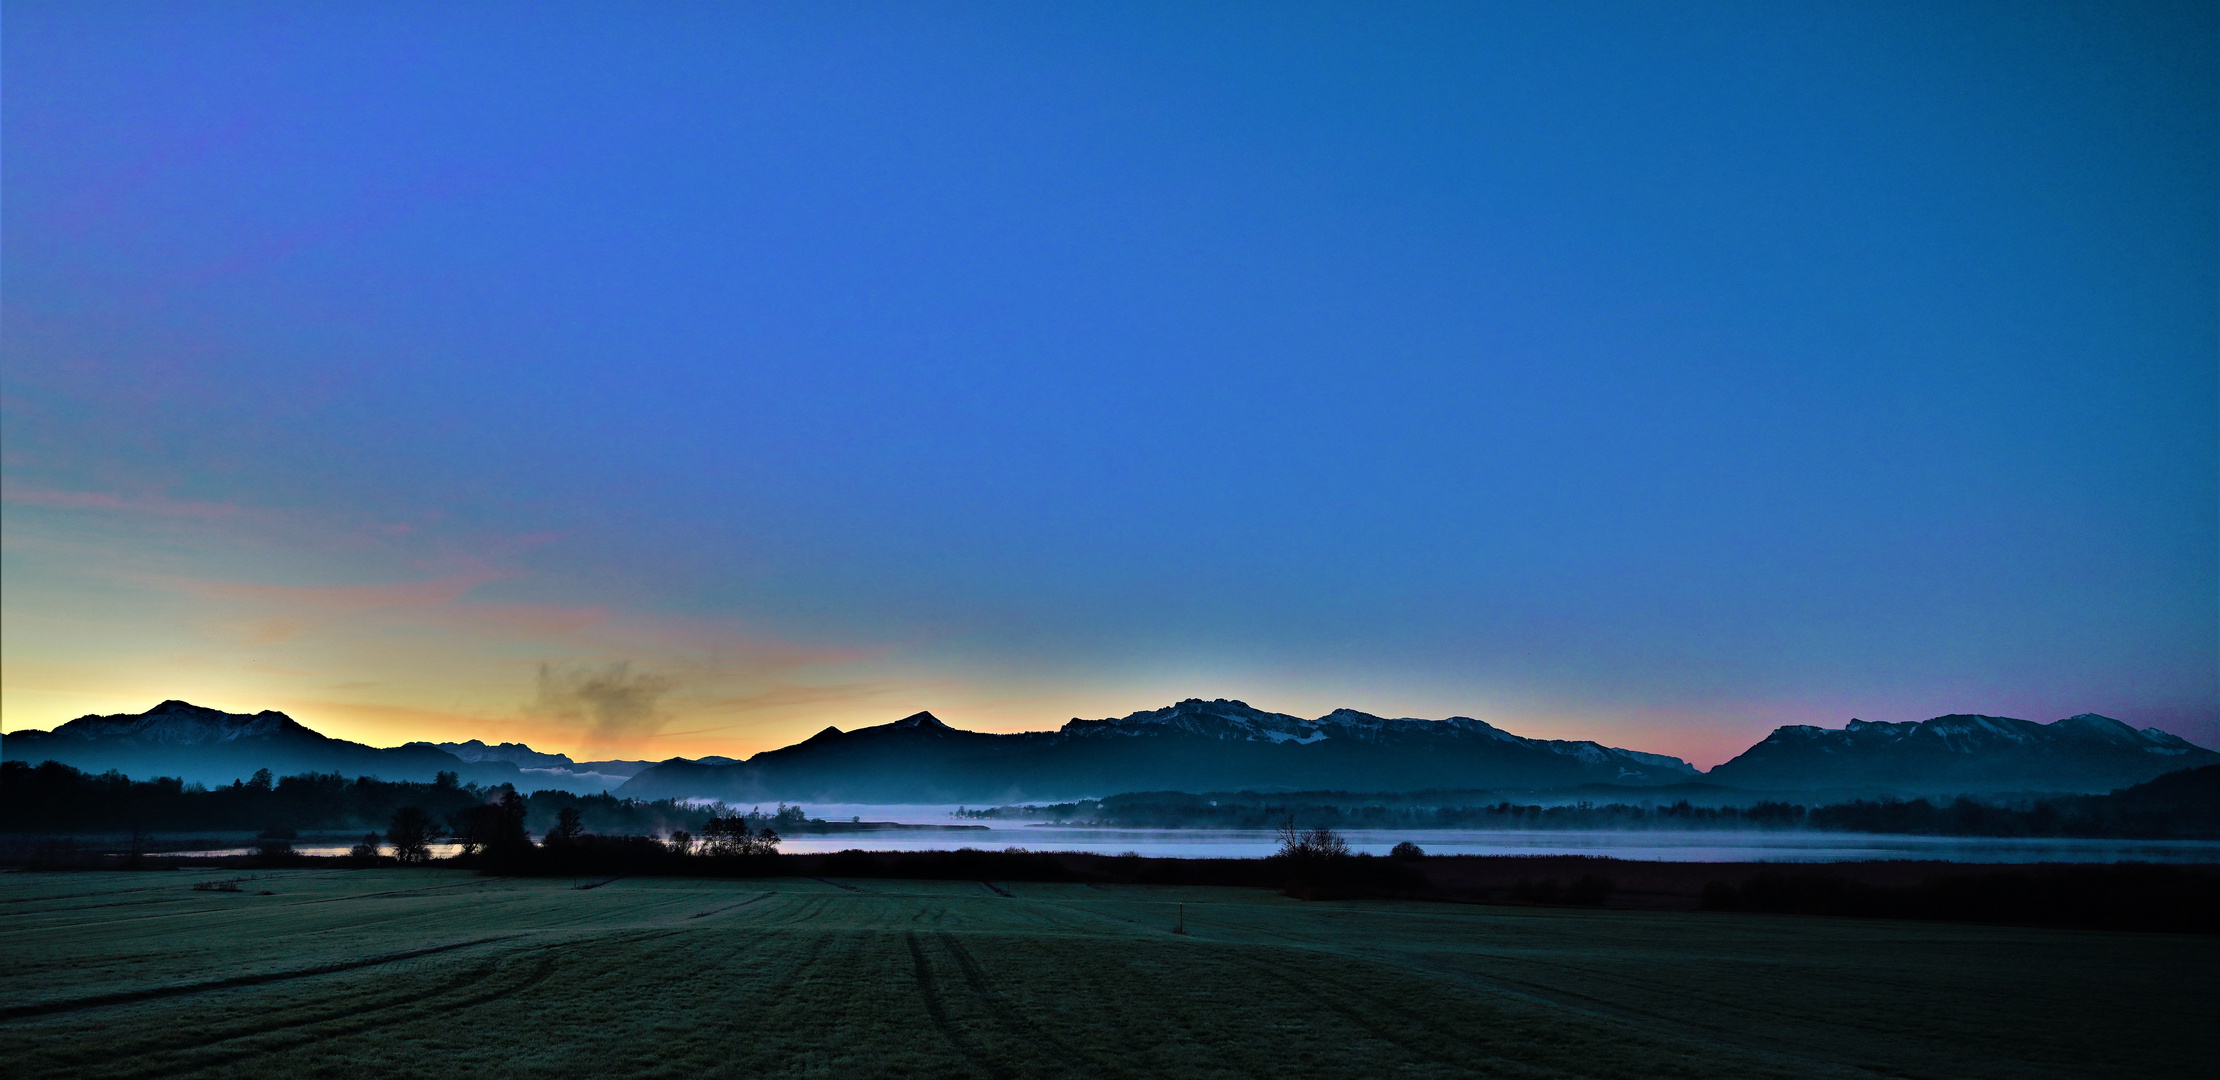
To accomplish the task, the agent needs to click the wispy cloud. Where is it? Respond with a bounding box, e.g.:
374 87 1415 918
1 484 239 519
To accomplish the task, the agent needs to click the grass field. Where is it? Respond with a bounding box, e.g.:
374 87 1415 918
2 869 2212 1079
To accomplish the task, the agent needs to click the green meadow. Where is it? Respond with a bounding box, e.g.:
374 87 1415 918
2 869 2211 1079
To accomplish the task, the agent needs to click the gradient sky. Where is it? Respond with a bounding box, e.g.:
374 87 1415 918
4 1 2215 768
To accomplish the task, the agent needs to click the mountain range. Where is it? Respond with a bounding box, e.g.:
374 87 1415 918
418 740 657 792
616 699 1701 802
5 697 2213 803
1706 712 2215 794
0 701 632 794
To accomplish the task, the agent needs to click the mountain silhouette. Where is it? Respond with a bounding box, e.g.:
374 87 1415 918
614 698 1700 802
1707 713 2218 793
1 700 523 788
9 698 2212 803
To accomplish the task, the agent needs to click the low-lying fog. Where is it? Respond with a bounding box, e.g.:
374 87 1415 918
715 804 2220 863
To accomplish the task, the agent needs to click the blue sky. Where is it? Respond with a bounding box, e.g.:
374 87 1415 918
4 1 2214 766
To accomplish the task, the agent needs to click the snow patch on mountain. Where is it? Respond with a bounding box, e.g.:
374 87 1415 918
1054 698 1696 777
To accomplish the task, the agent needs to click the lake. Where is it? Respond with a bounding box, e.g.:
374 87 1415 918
768 804 2220 863
150 801 2220 863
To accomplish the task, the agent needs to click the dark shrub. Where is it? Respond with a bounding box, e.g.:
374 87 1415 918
255 827 296 864
348 832 382 866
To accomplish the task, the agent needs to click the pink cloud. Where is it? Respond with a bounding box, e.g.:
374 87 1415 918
1 484 240 519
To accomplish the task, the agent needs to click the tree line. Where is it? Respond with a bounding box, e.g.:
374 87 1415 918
0 759 817 840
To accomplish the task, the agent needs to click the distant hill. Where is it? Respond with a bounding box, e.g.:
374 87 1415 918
2094 763 2220 818
0 701 634 793
1706 713 2219 794
0 700 520 788
615 698 1701 802
419 739 654 790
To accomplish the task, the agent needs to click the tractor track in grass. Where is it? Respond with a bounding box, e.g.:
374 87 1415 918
95 951 565 1080
298 877 505 904
0 885 186 906
0 935 519 1022
747 925 837 1012
1179 904 1853 1074
1227 937 1848 1080
0 895 201 920
1371 947 1871 1079
907 930 1007 1080
753 892 838 928
1211 945 1531 1075
0 871 354 908
1053 937 1277 1080
934 932 1110 1080
688 891 775 919
61 954 516 1074
8 877 508 933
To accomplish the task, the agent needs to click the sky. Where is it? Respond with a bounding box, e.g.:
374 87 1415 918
3 1 2214 769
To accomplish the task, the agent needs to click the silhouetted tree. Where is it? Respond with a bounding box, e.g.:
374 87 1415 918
247 768 274 792
349 832 382 865
546 806 585 849
488 790 533 858
386 806 434 864
449 791 531 864
449 805 493 859
1272 817 1351 896
1390 841 1425 860
434 770 459 790
702 814 779 856
1275 818 1350 861
666 830 694 855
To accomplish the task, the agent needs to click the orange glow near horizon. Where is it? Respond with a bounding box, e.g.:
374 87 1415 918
1 489 2167 773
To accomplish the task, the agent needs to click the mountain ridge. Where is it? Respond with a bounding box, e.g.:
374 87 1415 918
1707 711 2215 793
619 698 1703 802
1 700 514 788
7 698 2213 802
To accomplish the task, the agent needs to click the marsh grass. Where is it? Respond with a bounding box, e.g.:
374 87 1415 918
0 870 2211 1078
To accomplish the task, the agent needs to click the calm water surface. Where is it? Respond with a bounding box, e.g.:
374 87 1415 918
162 802 2220 863
775 826 2220 863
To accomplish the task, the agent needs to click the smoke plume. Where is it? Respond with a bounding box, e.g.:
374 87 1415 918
530 662 677 751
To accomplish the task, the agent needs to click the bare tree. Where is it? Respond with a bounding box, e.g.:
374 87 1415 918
386 806 434 864
1273 816 1351 896
1274 817 1349 860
